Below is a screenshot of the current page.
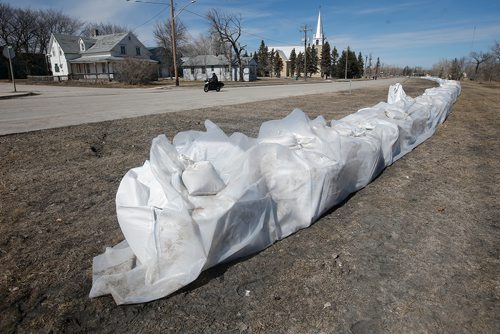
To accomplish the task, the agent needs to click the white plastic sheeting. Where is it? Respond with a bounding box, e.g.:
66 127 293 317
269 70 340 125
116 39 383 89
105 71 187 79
90 78 461 304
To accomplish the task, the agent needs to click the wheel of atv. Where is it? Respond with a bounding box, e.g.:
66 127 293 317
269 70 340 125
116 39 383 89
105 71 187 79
204 85 209 92
216 86 220 92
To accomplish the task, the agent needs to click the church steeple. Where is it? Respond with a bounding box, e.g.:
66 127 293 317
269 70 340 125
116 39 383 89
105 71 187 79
312 10 324 46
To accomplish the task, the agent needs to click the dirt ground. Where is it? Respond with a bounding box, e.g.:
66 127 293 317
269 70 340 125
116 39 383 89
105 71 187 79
0 78 498 333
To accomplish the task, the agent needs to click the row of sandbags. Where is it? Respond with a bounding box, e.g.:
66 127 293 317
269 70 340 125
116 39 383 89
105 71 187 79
90 78 461 304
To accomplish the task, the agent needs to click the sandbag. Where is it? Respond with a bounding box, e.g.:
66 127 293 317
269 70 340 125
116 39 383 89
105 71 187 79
90 77 461 304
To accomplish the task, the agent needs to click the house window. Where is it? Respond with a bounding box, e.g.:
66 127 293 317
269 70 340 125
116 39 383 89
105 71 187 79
120 45 126 54
136 47 141 56
190 68 194 75
202 67 206 74
86 64 90 74
102 63 106 73
54 63 60 72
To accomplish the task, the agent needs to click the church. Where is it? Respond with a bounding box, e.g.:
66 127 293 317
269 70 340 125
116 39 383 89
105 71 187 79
269 10 326 78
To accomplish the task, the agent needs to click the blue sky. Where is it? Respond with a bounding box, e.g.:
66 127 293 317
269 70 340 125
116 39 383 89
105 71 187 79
4 0 500 68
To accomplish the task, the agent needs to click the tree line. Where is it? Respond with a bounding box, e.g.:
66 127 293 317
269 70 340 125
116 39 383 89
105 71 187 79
251 40 375 79
430 41 500 81
0 3 128 77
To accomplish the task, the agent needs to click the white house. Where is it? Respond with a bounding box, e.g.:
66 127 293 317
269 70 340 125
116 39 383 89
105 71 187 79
181 55 257 82
47 31 157 80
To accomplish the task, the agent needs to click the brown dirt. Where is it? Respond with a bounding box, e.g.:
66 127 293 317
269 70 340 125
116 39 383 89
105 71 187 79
0 78 498 333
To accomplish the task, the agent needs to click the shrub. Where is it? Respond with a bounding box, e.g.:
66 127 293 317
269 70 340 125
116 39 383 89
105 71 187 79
114 58 158 85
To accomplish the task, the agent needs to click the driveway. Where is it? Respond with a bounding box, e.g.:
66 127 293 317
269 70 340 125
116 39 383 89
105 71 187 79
0 78 404 135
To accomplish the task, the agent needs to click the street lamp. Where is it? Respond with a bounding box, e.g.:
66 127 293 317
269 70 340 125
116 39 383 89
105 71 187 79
170 0 196 86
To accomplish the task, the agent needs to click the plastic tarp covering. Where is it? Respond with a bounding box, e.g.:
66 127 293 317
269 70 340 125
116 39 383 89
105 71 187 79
90 77 461 304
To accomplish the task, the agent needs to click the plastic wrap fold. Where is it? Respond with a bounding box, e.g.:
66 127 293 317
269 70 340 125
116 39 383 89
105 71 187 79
90 77 461 304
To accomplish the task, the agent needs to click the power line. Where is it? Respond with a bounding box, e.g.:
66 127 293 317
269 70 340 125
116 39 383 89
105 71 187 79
131 7 167 31
126 0 168 5
181 8 297 46
127 1 299 49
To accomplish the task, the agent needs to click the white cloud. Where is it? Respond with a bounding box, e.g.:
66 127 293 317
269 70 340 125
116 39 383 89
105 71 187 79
349 24 500 51
358 1 429 15
63 0 133 24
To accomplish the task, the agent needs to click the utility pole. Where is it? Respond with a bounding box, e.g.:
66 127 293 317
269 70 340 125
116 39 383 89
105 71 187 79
300 25 311 81
169 0 179 86
344 46 349 79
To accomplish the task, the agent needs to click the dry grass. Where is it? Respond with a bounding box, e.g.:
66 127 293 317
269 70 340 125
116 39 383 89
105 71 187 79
0 78 498 333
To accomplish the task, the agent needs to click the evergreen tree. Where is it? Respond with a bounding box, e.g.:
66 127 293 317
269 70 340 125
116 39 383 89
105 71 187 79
367 53 373 78
338 49 347 79
450 58 463 80
252 52 258 62
403 66 411 76
305 46 311 77
308 45 319 77
337 47 361 79
296 52 304 76
274 54 284 77
269 48 275 77
375 57 380 78
257 40 268 77
320 41 331 79
357 52 364 78
289 48 297 77
331 46 339 78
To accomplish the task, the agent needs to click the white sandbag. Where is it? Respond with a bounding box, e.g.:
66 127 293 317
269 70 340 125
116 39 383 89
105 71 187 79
90 77 461 304
182 161 226 196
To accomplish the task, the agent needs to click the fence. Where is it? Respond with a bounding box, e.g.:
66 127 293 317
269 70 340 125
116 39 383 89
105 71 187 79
27 73 115 83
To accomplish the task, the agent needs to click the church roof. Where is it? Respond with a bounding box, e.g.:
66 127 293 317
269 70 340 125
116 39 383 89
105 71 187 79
268 46 305 60
313 10 324 44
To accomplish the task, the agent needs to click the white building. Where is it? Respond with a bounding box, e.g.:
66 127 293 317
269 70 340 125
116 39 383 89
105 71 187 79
181 55 257 82
269 10 326 77
47 31 157 80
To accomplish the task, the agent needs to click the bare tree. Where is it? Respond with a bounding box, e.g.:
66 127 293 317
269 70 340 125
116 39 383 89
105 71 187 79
14 8 38 53
183 33 211 56
80 22 129 37
153 18 188 79
470 51 491 79
0 4 81 54
207 9 246 81
492 41 500 62
183 32 228 57
0 4 16 47
36 9 82 54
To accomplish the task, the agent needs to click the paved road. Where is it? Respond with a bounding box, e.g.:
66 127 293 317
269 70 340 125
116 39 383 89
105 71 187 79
0 78 404 135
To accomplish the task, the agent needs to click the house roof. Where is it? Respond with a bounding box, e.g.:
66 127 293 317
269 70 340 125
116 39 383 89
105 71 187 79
52 33 82 54
81 37 97 50
240 56 257 66
182 55 229 66
85 32 129 54
181 55 257 67
148 47 166 61
68 55 157 63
